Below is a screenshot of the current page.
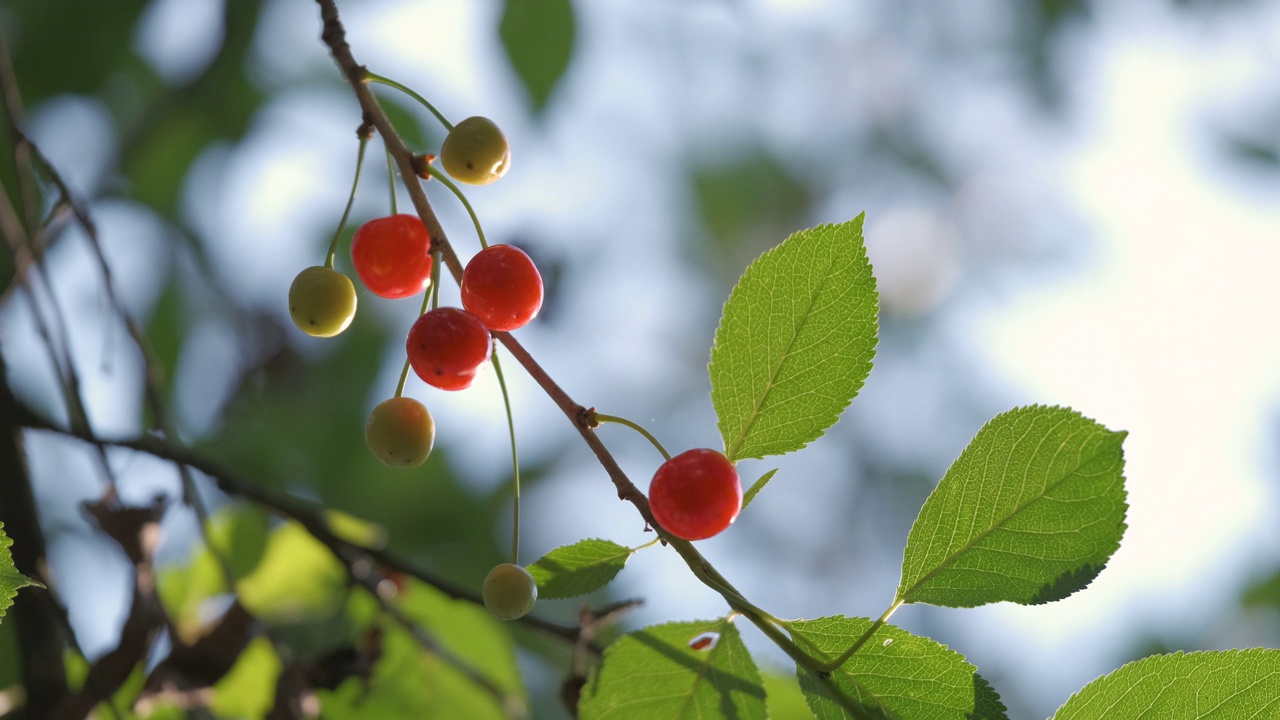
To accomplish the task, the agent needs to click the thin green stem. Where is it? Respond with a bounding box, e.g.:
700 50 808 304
325 135 369 268
491 351 521 565
629 537 661 553
429 249 442 311
386 145 398 215
423 165 488 249
594 413 671 461
818 598 905 672
364 72 454 132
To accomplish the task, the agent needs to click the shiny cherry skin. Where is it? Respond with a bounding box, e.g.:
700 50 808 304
649 449 742 541
365 396 436 467
405 307 492 391
440 116 510 186
461 245 544 332
288 266 357 337
350 214 433 299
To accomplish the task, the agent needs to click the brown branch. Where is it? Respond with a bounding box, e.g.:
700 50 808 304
15 404 596 654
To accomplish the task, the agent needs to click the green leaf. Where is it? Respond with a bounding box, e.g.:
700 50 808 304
210 637 282 719
498 0 576 114
0 522 42 624
1052 650 1280 719
579 619 766 719
710 216 878 462
527 539 632 599
237 520 346 623
897 405 1128 608
321 581 526 719
789 616 1007 720
741 468 779 510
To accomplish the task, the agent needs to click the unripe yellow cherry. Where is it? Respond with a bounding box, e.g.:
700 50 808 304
440 116 510 186
364 397 436 468
288 266 357 337
482 563 537 621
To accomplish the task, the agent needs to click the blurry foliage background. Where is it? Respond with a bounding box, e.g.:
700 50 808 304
1 0 1279 717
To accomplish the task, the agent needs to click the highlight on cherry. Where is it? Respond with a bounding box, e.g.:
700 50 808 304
440 115 510 186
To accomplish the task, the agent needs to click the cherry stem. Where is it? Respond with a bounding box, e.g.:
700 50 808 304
424 165 488 250
385 144 398 215
491 351 521 565
325 135 369 268
429 249 442 311
364 71 454 132
817 598 905 672
593 413 671 461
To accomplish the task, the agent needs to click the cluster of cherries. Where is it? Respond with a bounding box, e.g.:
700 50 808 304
286 109 744 623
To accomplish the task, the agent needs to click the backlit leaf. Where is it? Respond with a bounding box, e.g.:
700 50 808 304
527 539 632 599
499 0 576 114
0 522 42 624
789 616 1007 720
897 405 1127 608
710 217 877 462
579 619 766 719
1053 650 1280 719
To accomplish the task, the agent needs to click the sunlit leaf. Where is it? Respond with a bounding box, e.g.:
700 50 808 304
0 522 42 624
1052 650 1280 719
710 217 877 462
789 616 1007 720
579 619 765 719
238 521 346 623
897 405 1128 608
210 637 282 719
527 539 632 599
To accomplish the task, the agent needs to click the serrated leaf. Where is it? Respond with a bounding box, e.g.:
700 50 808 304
527 539 632 599
499 0 576 114
741 469 778 510
0 522 43 624
1053 649 1280 719
897 405 1128 608
579 619 766 719
710 216 878 462
789 616 1007 720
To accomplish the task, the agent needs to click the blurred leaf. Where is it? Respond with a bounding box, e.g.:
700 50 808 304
379 92 435 152
741 468 778 511
143 277 184 422
62 651 147 718
210 636 281 719
897 405 1128 608
527 539 631 599
0 616 18 688
498 0 576 115
693 152 813 263
789 616 1007 719
0 522 42 623
238 520 346 623
211 504 272 581
1223 133 1280 169
1242 568 1280 609
325 508 387 550
579 619 766 719
321 581 526 719
710 216 877 462
6 0 149 103
1052 650 1280 719
761 670 813 720
123 107 218 216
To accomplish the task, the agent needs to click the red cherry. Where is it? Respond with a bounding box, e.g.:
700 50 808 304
648 449 742 541
461 245 544 332
351 214 434 299
406 308 492 391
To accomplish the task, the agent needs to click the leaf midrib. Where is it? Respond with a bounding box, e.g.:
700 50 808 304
725 250 836 461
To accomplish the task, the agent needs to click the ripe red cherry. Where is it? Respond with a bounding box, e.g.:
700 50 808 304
406 307 492 390
648 449 742 541
350 214 433 299
461 245 544 332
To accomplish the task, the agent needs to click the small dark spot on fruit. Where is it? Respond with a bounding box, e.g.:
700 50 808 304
466 162 474 169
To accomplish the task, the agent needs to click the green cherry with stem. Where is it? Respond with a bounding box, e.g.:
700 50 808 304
649 449 743 541
440 116 510 186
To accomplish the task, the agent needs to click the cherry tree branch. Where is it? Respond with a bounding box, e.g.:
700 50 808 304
310 2 866 713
